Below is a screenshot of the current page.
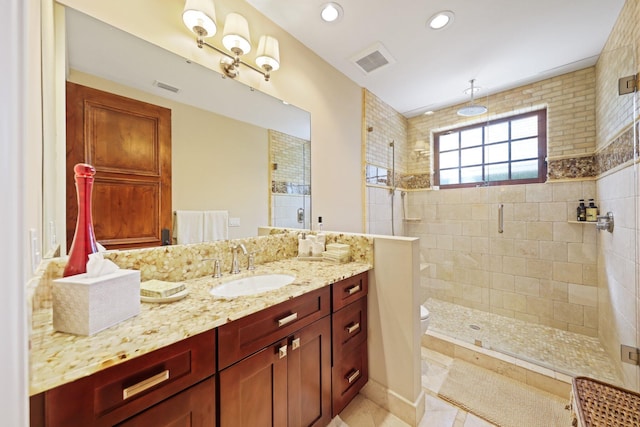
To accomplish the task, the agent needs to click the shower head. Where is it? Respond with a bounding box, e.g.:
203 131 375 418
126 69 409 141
457 79 487 117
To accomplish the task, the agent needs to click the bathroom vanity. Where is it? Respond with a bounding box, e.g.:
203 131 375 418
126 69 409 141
29 259 370 427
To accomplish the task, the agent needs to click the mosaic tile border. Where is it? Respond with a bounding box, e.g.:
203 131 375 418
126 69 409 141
271 181 311 195
548 125 636 180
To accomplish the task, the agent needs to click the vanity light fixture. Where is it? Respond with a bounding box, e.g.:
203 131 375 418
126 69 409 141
320 2 344 23
182 0 280 81
428 10 454 30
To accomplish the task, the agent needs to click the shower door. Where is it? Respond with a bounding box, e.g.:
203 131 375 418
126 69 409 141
270 132 311 230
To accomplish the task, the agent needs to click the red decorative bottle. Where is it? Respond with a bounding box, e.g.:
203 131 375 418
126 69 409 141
63 163 99 277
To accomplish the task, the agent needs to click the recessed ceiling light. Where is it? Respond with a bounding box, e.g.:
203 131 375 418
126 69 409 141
424 110 434 115
320 2 343 23
428 11 454 30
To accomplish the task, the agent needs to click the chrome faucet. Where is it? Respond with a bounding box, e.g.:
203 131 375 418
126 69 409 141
230 243 248 274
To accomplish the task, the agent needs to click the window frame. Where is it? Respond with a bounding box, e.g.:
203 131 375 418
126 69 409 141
433 109 547 189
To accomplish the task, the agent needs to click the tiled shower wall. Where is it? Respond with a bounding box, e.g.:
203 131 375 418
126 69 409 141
406 182 599 336
594 0 639 390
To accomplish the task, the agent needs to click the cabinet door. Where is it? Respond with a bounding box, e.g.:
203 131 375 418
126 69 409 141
219 340 288 427
116 377 215 427
287 316 332 427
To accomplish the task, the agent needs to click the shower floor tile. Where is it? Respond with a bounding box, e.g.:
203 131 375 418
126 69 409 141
424 298 620 384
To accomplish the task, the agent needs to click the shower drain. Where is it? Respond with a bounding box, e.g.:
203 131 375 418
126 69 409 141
469 324 481 330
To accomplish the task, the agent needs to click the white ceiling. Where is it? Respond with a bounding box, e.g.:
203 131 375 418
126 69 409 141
247 0 626 117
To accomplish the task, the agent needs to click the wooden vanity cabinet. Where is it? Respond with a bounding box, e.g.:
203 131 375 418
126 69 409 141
218 286 332 427
30 329 216 427
331 271 369 416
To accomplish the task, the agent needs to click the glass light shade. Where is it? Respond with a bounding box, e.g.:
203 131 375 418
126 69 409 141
256 35 280 71
223 13 251 55
182 0 217 37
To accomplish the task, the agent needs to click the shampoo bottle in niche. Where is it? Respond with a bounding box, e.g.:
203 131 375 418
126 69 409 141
577 199 586 222
586 199 599 222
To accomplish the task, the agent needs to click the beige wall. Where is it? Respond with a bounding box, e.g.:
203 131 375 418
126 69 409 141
68 70 269 240
55 0 363 233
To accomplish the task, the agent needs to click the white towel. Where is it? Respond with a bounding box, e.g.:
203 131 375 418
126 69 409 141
203 210 229 241
174 210 204 244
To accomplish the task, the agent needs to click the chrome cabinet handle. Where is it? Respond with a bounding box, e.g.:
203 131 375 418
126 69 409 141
278 345 288 359
498 204 504 234
346 369 360 384
345 284 361 295
277 312 298 327
122 370 170 400
291 337 300 350
346 322 360 334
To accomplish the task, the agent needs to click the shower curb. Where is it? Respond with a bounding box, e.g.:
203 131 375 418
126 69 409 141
423 330 572 399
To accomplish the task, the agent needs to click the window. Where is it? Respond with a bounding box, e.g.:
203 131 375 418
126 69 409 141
433 109 547 188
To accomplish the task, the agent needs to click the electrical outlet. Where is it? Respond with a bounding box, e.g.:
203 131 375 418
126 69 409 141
229 217 241 227
30 228 41 274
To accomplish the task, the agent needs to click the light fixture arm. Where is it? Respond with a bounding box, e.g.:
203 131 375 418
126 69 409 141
198 38 272 81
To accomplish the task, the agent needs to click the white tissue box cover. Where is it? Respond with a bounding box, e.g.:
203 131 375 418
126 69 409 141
53 269 140 336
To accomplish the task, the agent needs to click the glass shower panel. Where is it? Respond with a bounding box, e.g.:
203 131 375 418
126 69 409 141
270 133 311 230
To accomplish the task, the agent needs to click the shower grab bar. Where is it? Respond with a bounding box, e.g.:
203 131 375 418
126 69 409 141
498 204 504 234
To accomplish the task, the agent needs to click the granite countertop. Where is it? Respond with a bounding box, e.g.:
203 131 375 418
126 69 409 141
29 258 371 396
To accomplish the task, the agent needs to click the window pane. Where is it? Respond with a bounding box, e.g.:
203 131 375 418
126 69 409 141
511 160 539 179
511 116 538 139
439 133 459 151
511 138 538 160
460 147 482 166
485 122 509 143
485 163 509 181
461 166 483 183
440 151 459 168
485 143 508 164
440 169 459 185
460 128 482 148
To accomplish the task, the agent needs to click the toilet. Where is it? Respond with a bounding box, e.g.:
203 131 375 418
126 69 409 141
420 305 430 335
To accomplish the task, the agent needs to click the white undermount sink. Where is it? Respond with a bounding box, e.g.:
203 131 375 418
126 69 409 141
209 274 296 297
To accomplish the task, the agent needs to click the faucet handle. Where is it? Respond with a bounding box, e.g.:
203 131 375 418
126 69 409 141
202 258 222 278
248 252 257 271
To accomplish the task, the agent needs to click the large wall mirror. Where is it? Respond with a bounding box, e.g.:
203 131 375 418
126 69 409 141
43 7 311 256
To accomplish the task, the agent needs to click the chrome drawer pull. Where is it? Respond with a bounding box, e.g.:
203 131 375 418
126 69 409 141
291 337 300 350
122 370 170 400
277 312 298 327
278 345 288 359
346 369 360 384
346 322 360 334
345 284 361 295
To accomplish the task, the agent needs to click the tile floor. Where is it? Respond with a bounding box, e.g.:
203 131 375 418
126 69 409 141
339 348 507 426
424 298 620 384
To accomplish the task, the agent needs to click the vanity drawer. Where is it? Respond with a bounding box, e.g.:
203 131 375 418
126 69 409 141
36 329 216 427
332 340 368 416
218 286 330 370
332 296 367 359
331 272 368 311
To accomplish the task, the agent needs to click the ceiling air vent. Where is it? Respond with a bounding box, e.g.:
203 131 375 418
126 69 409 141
153 80 180 93
351 42 396 75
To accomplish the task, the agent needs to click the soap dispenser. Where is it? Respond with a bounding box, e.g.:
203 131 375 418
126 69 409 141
577 199 586 222
298 232 311 257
